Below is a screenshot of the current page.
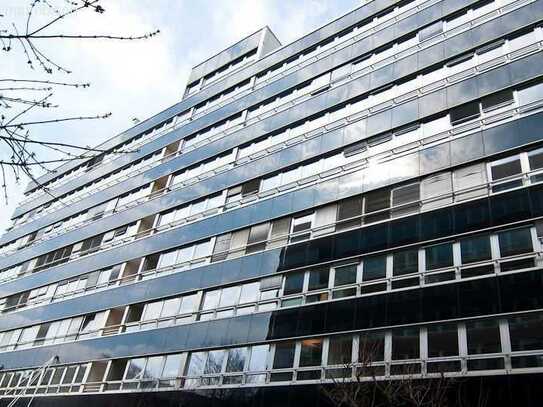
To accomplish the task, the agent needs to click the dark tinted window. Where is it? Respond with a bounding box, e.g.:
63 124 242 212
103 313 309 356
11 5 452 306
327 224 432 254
498 228 533 257
363 256 386 281
491 159 521 180
328 335 352 365
427 323 459 357
283 272 304 295
481 89 514 112
391 328 419 360
273 342 295 369
460 235 491 263
509 314 543 351
450 101 480 125
308 268 329 291
337 196 362 230
393 249 418 276
299 339 323 367
360 331 385 362
364 189 390 213
466 320 501 354
334 264 357 286
528 150 543 170
241 179 261 197
425 243 453 270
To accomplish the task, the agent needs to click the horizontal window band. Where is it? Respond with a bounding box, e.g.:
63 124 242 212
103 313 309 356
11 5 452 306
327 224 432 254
2 178 543 333
0 267 542 371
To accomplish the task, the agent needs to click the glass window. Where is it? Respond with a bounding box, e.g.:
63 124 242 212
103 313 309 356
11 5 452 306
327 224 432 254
239 282 259 304
391 184 420 207
193 241 211 259
204 350 226 374
466 320 501 354
308 268 329 291
179 294 198 314
300 339 323 367
162 354 182 378
364 189 390 214
283 272 304 295
186 352 206 376
144 356 163 379
460 235 491 264
246 223 270 254
158 251 177 269
481 89 514 112
219 286 241 308
509 314 543 351
518 81 543 106
528 149 543 171
241 179 261 197
419 21 443 41
261 174 280 191
273 342 296 369
211 234 231 262
281 167 300 185
226 347 247 372
160 298 181 318
498 228 533 257
392 328 420 360
202 290 220 310
328 335 352 365
290 214 313 243
490 158 521 181
363 256 386 281
450 101 480 125
334 265 357 286
359 332 385 362
249 345 270 371
393 249 418 276
62 366 77 384
427 324 459 357
337 196 362 230
142 301 163 321
125 358 146 380
176 246 193 264
425 243 453 270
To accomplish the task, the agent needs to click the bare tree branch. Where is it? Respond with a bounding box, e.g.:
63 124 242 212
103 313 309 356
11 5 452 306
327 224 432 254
0 0 159 206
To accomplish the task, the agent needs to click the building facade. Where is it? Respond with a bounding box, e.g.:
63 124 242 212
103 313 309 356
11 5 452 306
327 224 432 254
0 0 543 405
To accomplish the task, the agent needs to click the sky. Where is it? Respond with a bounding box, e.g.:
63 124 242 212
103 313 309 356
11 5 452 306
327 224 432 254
0 0 360 232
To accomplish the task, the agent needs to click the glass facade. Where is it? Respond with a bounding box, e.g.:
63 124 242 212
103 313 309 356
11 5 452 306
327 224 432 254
1 0 543 405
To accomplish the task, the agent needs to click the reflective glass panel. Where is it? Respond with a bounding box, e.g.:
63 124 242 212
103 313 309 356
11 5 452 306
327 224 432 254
273 342 295 369
498 228 533 257
466 320 501 354
363 256 386 281
226 348 247 372
425 243 453 270
328 335 353 365
460 235 491 264
300 339 323 367
427 324 459 357
249 345 270 371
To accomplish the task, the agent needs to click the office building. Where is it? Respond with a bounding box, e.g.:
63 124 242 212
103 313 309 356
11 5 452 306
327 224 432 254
1 0 543 405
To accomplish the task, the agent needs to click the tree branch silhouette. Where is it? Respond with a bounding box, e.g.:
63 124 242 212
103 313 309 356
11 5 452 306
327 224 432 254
0 0 158 205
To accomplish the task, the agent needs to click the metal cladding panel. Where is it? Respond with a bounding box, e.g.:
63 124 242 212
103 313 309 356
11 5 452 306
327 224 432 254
1 111 543 302
2 267 543 369
2 46 543 269
17 0 479 215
